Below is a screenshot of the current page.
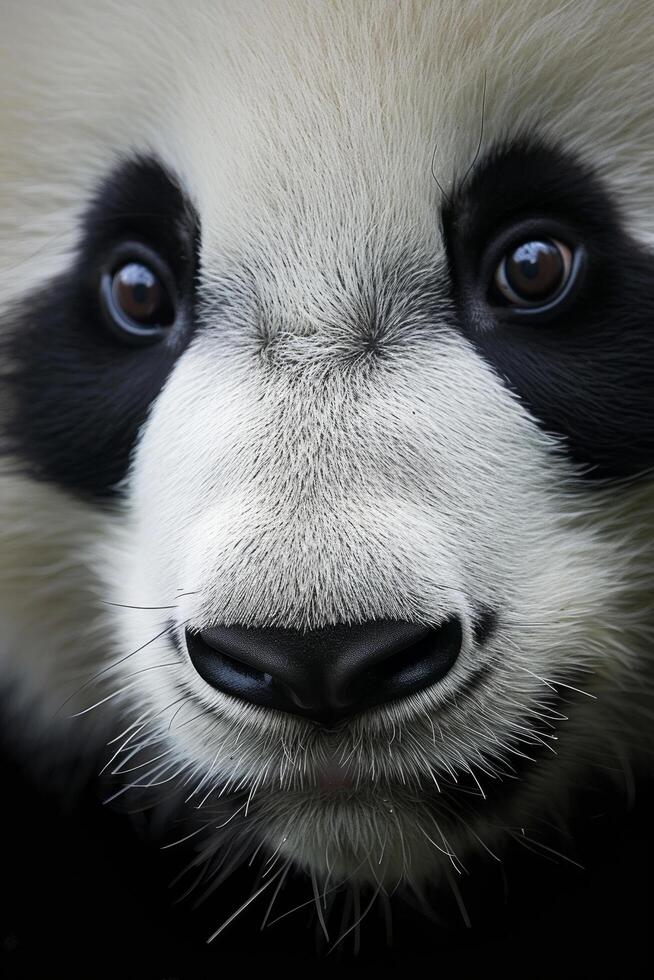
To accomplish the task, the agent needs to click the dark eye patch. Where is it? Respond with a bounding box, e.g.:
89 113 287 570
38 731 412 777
1 156 199 499
442 138 654 480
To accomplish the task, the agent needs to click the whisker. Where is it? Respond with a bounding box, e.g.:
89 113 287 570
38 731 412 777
206 863 288 943
102 601 181 611
461 70 487 187
260 863 292 930
54 619 187 716
328 883 381 955
430 142 451 204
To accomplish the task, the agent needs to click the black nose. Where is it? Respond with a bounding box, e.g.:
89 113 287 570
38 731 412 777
185 618 462 724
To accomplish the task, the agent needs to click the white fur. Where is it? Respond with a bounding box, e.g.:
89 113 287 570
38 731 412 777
1 0 652 893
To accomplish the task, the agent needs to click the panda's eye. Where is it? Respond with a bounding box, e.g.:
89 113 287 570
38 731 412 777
492 237 576 312
100 243 176 345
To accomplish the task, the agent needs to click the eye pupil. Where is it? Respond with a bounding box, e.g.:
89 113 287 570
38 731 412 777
132 281 149 304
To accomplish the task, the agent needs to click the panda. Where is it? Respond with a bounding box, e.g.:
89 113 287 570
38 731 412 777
0 0 653 961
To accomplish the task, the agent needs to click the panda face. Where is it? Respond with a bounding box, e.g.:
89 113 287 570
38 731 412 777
1 0 653 889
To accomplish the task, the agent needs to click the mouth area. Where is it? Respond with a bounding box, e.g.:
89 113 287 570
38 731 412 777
172 608 566 823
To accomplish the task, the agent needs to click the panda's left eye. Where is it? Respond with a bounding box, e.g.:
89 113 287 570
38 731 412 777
100 243 177 345
493 238 574 309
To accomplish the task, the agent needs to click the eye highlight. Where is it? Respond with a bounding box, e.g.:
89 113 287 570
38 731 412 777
100 243 177 345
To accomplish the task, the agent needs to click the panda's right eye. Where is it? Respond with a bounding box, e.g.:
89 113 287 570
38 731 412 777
100 242 177 345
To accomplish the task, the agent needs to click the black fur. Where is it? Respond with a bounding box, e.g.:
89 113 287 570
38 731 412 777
2 156 199 498
443 138 654 478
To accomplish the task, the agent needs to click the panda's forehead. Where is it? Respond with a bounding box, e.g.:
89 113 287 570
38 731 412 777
3 0 653 270
133 0 650 271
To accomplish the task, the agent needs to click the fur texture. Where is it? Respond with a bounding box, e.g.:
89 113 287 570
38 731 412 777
0 0 652 907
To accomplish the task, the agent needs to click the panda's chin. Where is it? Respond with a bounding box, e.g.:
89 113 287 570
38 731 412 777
214 746 548 877
243 783 477 886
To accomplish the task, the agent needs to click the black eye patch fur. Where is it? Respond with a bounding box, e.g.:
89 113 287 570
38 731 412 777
2 157 199 499
442 138 654 479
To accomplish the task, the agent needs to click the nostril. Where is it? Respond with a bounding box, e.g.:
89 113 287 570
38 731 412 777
363 618 462 707
186 630 276 706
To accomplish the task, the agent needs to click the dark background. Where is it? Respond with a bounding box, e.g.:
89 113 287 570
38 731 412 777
0 726 651 979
